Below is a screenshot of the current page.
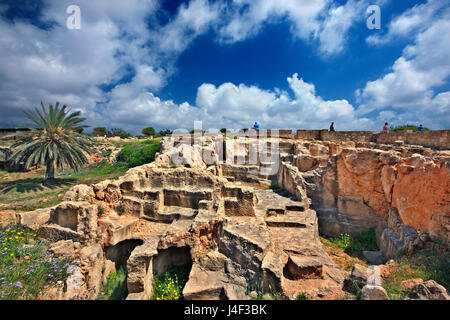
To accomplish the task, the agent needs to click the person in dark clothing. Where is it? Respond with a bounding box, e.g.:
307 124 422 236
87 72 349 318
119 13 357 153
329 122 335 132
418 124 424 132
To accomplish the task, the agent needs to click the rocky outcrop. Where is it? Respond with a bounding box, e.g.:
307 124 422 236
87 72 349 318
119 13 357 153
406 280 450 300
361 285 389 300
18 132 449 300
392 155 449 242
300 144 449 252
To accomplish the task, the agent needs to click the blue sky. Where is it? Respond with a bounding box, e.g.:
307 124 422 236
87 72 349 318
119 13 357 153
0 0 449 134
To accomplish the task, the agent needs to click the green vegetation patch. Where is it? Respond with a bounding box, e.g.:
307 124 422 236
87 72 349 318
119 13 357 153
99 265 128 300
116 139 160 168
296 292 308 300
153 266 190 300
0 160 128 212
0 139 16 147
0 224 74 300
382 249 449 300
391 125 429 132
329 229 378 253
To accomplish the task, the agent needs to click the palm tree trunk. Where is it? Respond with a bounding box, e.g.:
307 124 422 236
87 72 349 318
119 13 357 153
44 159 56 186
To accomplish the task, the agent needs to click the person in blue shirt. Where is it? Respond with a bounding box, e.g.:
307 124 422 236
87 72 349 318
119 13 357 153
418 124 424 132
253 122 260 130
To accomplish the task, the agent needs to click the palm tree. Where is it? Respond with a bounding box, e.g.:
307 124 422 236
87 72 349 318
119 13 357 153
10 101 93 185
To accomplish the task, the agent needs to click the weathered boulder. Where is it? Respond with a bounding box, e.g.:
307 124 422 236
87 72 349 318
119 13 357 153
406 280 450 300
283 256 323 280
79 243 104 290
379 228 406 260
16 207 52 230
361 285 389 300
182 263 228 300
350 264 370 288
400 278 424 291
363 251 385 265
63 184 95 202
218 221 271 286
126 237 159 299
65 265 87 299
295 154 320 172
48 240 75 256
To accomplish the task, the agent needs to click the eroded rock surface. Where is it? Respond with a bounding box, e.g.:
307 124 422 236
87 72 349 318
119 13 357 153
17 132 449 300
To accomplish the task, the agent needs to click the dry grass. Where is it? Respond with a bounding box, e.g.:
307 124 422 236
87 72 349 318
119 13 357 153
0 161 128 214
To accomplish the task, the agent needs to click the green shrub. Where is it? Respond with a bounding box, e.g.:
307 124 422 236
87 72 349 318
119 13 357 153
158 129 172 136
93 127 107 136
116 140 160 168
101 149 112 157
391 125 430 132
153 266 190 300
297 292 308 300
348 279 362 300
141 127 156 137
207 240 216 250
100 265 128 300
352 228 378 252
330 229 378 253
331 233 352 249
116 204 124 216
108 128 132 139
382 249 450 299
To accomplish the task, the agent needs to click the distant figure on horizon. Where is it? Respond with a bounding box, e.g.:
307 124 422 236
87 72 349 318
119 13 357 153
382 122 389 133
329 122 335 132
253 122 260 131
418 124 424 132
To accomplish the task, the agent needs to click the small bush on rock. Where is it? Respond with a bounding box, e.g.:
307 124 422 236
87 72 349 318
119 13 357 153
116 140 160 168
153 266 190 300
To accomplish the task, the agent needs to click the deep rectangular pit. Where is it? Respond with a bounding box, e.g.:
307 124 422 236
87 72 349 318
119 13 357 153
152 246 192 276
286 205 305 212
163 189 212 209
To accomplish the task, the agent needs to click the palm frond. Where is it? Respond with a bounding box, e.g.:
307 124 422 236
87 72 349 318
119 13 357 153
9 102 93 174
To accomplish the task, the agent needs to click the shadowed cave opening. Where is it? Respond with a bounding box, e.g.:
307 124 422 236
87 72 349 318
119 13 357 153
105 239 144 269
152 246 192 276
152 246 193 299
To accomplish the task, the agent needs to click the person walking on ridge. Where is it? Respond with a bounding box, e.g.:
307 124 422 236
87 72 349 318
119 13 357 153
382 122 389 133
329 122 335 132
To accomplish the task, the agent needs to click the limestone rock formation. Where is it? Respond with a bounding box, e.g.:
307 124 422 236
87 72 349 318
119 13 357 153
361 285 389 300
16 130 449 300
406 280 450 300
